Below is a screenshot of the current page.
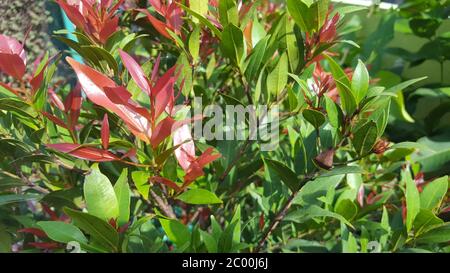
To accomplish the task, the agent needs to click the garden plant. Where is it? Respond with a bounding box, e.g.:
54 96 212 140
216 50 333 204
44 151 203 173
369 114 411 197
0 0 449 254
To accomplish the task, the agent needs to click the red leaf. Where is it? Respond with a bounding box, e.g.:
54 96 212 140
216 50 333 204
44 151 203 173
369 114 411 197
183 147 221 187
166 2 183 34
101 113 110 150
98 16 119 44
0 53 26 80
150 115 199 149
47 143 120 162
28 242 60 250
18 228 47 238
196 147 221 167
66 57 152 142
138 9 172 40
65 84 83 130
183 163 204 186
151 53 161 83
151 65 177 120
48 89 65 112
149 0 165 15
56 0 87 31
150 176 181 192
119 49 151 96
42 112 68 129
259 213 265 231
120 148 136 160
0 35 27 80
150 116 176 149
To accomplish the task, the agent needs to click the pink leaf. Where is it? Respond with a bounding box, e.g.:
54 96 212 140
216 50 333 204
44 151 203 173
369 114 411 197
173 124 195 171
47 143 120 162
48 89 66 112
151 65 177 120
150 176 181 192
101 113 110 150
119 49 151 96
150 116 176 149
42 112 68 129
66 57 152 142
0 53 26 80
138 8 172 40
56 0 87 31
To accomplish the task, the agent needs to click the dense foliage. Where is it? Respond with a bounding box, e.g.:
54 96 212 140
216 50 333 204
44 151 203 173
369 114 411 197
0 0 449 253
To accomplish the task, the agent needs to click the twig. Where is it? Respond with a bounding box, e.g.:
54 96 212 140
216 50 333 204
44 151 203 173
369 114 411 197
254 172 318 253
150 189 176 219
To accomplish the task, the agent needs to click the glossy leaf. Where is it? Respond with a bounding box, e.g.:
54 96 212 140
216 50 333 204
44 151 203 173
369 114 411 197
176 188 222 205
303 109 326 129
404 168 420 232
84 166 119 221
114 169 131 226
351 60 370 104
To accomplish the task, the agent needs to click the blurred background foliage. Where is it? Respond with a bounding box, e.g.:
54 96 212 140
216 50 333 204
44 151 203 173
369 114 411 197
333 0 450 177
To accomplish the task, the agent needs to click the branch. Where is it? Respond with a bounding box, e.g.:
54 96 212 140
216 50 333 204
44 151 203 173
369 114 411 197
150 189 176 219
254 172 318 253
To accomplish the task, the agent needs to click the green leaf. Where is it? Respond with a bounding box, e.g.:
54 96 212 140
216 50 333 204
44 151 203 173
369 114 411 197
266 52 288 97
114 169 131 226
334 199 358 221
176 189 222 205
200 230 218 253
352 120 378 156
287 0 312 32
288 86 298 111
351 60 370 104
286 19 301 73
335 80 357 115
294 174 346 206
384 77 427 94
84 166 119 221
188 25 200 62
218 206 241 252
324 96 343 128
324 55 357 114
413 209 443 235
37 221 88 244
189 0 208 23
319 166 363 177
0 176 24 191
285 205 354 228
264 158 299 192
178 4 222 38
302 109 326 129
324 55 351 88
159 218 191 248
176 52 193 97
131 171 150 200
64 207 119 252
403 168 420 232
220 24 244 66
244 36 268 80
341 222 358 252
415 223 450 244
312 0 330 31
420 176 448 211
0 194 40 206
218 0 239 27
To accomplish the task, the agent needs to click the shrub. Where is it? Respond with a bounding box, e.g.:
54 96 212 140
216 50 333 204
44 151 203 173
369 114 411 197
0 0 448 253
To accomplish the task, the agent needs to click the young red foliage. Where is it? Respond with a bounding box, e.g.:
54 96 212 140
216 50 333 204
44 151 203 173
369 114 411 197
0 34 27 80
